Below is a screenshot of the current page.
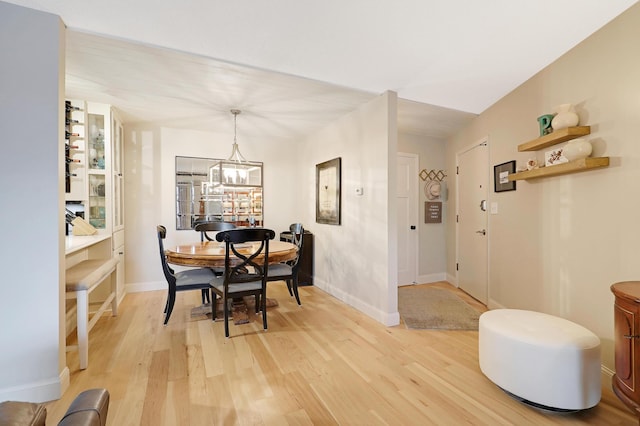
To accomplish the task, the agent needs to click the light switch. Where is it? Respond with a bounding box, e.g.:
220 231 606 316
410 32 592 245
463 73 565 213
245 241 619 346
490 202 498 215
355 187 364 196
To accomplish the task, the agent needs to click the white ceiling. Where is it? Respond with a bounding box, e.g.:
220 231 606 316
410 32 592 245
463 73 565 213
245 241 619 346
5 0 638 140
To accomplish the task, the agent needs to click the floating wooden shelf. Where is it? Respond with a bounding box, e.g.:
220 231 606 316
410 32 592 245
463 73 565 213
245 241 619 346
518 126 591 152
509 157 609 181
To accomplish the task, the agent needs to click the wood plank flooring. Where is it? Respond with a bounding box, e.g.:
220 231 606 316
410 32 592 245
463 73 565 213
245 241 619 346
47 282 637 425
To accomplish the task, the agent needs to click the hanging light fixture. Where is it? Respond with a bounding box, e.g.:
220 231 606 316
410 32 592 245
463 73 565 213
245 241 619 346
205 108 262 188
227 109 247 163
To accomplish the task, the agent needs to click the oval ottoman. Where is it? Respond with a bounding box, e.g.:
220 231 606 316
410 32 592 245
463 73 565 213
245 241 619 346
479 309 601 411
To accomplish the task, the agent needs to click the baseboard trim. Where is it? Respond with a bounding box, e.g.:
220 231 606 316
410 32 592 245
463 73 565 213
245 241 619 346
0 374 62 403
417 273 447 284
126 280 165 293
446 273 457 286
313 278 400 326
59 367 70 397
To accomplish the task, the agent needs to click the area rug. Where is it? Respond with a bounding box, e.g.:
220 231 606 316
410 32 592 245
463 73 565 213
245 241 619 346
398 287 480 330
191 297 278 325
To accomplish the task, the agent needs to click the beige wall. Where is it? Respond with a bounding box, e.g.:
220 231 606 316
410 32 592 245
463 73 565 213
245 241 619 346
124 93 401 326
446 3 640 370
398 133 447 282
297 92 400 325
123 124 298 290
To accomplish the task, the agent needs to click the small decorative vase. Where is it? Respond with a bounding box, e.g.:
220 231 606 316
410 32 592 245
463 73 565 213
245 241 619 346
551 103 579 131
562 138 592 161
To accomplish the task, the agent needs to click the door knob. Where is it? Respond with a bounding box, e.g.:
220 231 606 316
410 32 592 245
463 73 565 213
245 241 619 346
475 229 486 235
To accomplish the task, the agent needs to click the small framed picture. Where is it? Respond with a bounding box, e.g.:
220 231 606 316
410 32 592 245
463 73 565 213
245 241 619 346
494 160 516 193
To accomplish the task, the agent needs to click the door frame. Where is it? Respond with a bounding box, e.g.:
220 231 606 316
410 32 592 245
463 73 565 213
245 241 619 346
397 152 419 287
455 137 489 296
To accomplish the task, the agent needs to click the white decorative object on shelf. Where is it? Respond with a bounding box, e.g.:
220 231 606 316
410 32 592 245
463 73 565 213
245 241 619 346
551 103 579 131
563 138 593 161
545 147 568 166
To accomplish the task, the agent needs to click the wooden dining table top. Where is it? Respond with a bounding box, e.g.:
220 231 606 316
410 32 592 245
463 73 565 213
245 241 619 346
165 240 298 268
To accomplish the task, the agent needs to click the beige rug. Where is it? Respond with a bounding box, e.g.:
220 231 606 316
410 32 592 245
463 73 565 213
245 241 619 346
398 287 479 330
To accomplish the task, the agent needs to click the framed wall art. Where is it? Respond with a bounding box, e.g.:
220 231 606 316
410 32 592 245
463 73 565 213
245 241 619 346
316 157 341 225
494 160 516 193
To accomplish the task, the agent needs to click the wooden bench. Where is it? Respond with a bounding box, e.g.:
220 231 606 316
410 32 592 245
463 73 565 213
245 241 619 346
65 258 118 370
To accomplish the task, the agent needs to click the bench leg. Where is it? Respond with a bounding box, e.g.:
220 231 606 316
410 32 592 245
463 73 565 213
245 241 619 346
76 290 89 370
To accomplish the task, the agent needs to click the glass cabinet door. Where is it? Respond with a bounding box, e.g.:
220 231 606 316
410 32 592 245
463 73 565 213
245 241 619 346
88 173 106 229
87 114 105 170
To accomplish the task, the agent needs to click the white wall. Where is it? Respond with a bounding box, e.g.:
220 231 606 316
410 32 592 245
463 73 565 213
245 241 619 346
297 92 400 325
0 1 66 402
446 3 640 370
123 124 298 291
124 94 401 327
398 132 447 282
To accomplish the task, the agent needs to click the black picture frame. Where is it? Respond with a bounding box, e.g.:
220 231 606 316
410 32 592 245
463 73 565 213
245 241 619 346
494 160 516 193
316 157 341 225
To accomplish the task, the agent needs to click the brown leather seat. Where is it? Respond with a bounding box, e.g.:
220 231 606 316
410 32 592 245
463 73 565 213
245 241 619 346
0 388 109 426
0 401 46 426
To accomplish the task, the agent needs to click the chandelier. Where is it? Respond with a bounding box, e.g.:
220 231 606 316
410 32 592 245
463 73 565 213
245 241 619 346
227 109 246 163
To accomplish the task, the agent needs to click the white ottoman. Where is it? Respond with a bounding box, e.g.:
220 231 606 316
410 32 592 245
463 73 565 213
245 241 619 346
479 309 601 411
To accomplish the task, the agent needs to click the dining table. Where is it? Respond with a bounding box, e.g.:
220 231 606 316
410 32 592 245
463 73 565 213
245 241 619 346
165 239 298 268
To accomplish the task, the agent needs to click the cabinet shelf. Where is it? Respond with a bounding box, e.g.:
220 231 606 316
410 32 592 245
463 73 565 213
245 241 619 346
509 157 609 181
518 126 591 152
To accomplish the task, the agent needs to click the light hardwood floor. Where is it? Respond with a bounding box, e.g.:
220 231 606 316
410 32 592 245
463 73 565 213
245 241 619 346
47 282 636 425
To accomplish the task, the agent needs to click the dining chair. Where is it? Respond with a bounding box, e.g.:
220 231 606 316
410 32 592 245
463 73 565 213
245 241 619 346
267 223 304 305
156 225 216 325
210 228 275 337
193 220 238 304
194 220 237 242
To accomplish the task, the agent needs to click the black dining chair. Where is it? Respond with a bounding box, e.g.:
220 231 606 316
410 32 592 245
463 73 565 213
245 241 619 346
194 220 237 242
267 223 304 305
210 228 275 337
193 220 238 304
156 225 216 325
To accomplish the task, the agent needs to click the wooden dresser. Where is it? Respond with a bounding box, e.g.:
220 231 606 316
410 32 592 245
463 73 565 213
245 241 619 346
611 281 640 420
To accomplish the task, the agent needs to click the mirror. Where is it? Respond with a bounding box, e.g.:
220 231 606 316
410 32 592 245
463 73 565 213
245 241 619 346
175 156 263 230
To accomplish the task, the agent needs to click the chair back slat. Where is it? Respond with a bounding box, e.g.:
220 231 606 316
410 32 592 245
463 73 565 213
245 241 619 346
216 229 275 287
288 223 304 267
194 221 237 241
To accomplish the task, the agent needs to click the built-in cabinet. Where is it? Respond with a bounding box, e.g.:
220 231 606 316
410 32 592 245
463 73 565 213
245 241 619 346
611 281 640 421
508 126 609 181
110 109 125 301
64 100 125 300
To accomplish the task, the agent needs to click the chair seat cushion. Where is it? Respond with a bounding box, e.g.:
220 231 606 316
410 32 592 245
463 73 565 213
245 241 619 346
175 268 216 287
211 276 263 293
209 267 225 276
267 263 293 278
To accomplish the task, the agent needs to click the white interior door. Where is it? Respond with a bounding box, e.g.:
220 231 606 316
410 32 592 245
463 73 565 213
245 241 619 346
397 153 418 286
457 140 488 304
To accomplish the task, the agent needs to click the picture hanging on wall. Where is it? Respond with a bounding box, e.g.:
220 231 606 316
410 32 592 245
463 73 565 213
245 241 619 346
316 157 341 225
494 160 516 193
